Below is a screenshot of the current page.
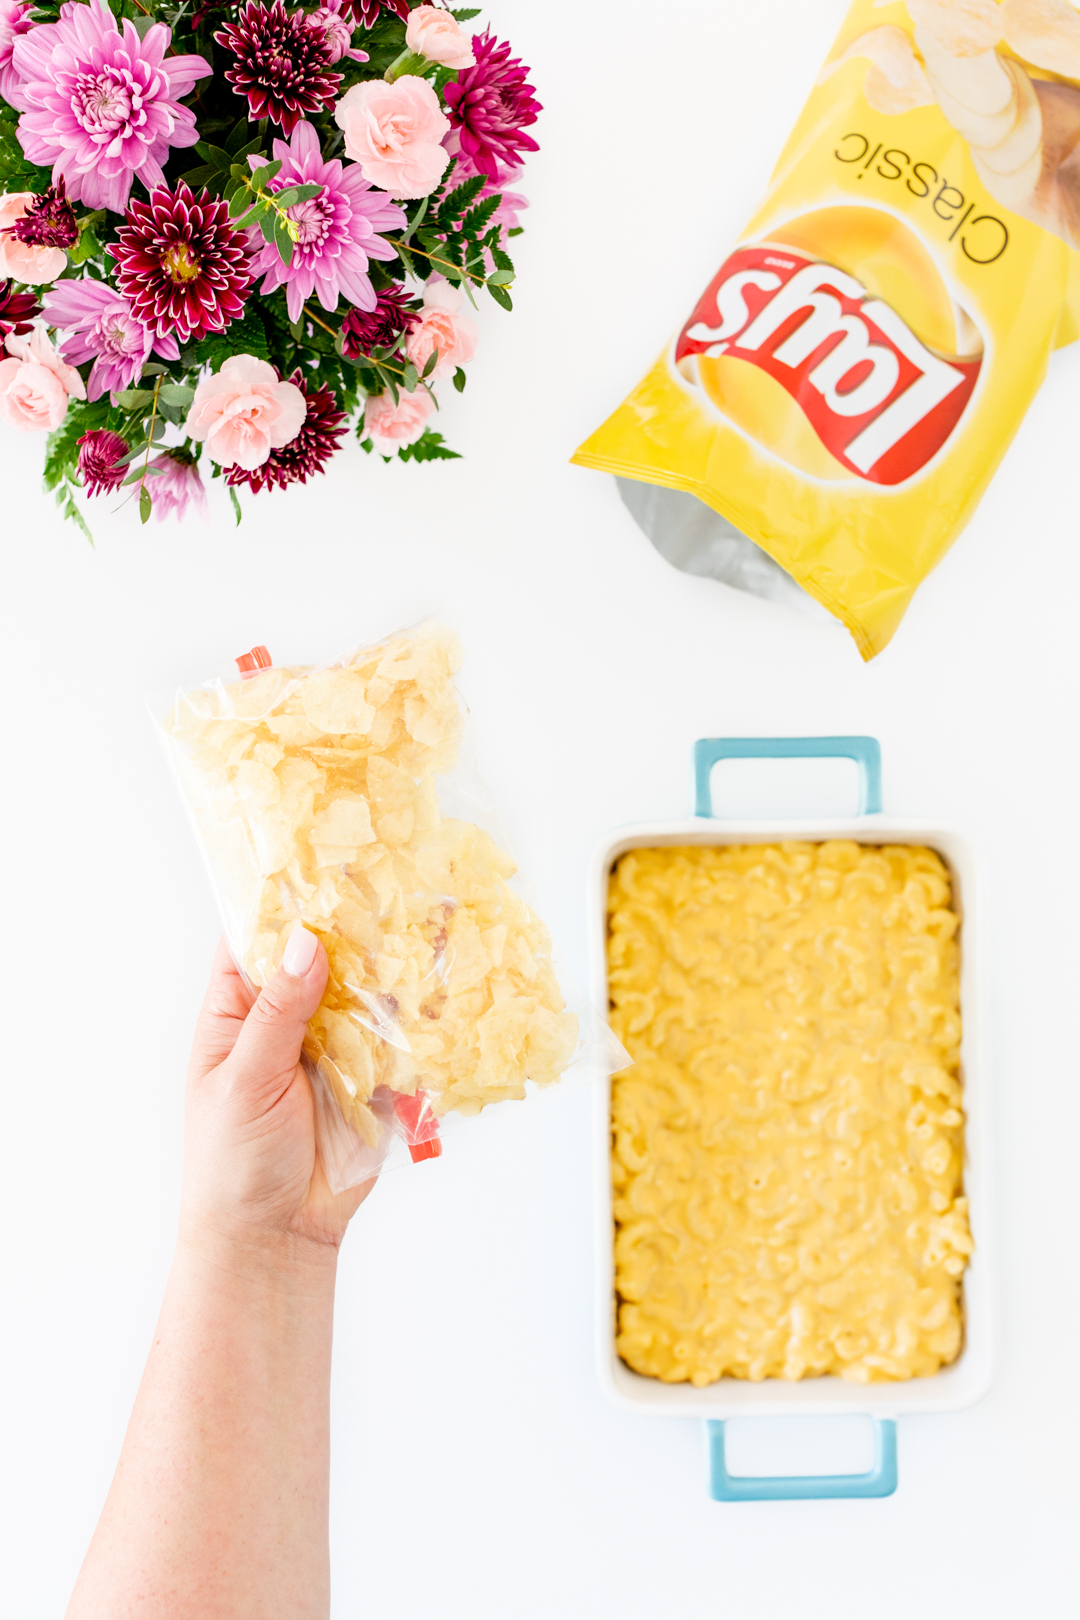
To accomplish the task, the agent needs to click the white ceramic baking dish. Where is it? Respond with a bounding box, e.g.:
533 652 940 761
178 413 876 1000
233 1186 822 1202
588 737 993 1499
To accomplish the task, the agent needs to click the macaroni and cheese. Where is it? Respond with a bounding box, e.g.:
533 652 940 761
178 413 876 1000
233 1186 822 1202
608 841 972 1385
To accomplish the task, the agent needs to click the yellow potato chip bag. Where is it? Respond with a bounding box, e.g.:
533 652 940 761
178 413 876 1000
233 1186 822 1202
573 0 1080 657
159 626 582 1190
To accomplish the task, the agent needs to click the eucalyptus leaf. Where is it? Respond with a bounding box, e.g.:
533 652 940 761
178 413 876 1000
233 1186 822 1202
115 389 155 409
273 186 300 209
139 485 152 524
421 350 439 380
229 485 242 526
259 213 277 244
159 384 195 407
250 165 271 190
274 216 294 267
402 361 419 393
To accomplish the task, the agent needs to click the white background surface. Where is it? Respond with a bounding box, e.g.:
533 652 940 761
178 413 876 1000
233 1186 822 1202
2 0 1079 1614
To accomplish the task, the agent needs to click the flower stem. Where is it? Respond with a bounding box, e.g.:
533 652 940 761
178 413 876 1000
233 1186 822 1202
302 304 338 338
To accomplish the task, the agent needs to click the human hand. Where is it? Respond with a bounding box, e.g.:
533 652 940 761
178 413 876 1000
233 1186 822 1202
182 926 374 1257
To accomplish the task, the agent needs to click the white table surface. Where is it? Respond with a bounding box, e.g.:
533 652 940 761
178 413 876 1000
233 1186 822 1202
3 0 1079 1614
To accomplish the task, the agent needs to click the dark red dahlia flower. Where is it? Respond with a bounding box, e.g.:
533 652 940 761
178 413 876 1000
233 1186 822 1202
11 180 79 251
346 0 409 28
341 287 420 359
0 279 41 338
108 183 253 345
77 430 130 497
216 0 342 135
226 372 346 493
444 33 541 179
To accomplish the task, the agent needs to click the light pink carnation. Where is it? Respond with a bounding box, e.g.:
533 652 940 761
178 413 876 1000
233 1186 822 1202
0 192 67 284
334 75 450 199
183 354 307 471
405 6 475 70
405 278 477 379
0 324 85 431
364 387 434 454
12 0 211 214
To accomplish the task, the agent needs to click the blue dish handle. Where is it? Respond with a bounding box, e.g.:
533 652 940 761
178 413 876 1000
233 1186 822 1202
693 736 883 819
707 1418 898 1502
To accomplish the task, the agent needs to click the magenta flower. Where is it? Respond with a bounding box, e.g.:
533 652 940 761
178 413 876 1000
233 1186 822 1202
341 285 419 359
146 451 208 522
216 0 341 136
43 276 179 401
0 0 34 107
11 180 79 251
12 0 211 214
0 278 41 338
444 33 540 180
347 0 409 27
77 428 129 496
247 121 405 323
109 182 253 345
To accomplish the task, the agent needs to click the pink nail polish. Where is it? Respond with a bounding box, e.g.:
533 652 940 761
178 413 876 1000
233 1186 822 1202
283 924 318 978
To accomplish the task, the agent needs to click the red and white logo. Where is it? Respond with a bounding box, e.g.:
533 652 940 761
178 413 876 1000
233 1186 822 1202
674 246 981 486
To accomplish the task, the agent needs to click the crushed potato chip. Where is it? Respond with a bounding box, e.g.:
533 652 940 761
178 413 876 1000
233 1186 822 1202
164 625 579 1149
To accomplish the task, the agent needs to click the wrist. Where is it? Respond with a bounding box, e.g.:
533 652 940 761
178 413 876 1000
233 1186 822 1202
175 1215 340 1299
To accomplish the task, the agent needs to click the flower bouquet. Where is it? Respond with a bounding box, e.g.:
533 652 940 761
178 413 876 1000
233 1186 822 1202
0 0 538 531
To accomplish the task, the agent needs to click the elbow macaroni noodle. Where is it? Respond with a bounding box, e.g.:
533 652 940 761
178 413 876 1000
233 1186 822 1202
608 841 972 1385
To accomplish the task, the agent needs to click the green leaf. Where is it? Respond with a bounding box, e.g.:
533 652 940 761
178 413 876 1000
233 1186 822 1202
67 226 100 266
179 164 218 190
402 361 419 393
421 350 439 380
231 208 262 231
273 186 300 209
437 174 484 226
228 485 243 525
452 366 467 393
225 119 258 156
139 484 152 524
206 144 234 173
488 283 513 312
396 429 461 463
274 216 294 267
450 9 481 21
140 363 167 377
159 383 195 408
461 194 499 237
115 388 156 409
228 190 253 219
250 164 271 190
290 183 323 204
486 268 514 286
259 213 277 245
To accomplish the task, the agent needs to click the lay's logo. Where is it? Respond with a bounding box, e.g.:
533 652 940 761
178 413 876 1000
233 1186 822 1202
674 245 981 486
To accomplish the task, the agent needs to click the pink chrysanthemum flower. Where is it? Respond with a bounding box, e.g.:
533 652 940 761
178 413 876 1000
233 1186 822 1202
146 450 208 522
109 182 253 346
225 370 345 493
77 428 129 496
43 276 180 401
0 0 34 107
216 0 341 136
12 0 211 214
247 121 404 323
443 32 540 180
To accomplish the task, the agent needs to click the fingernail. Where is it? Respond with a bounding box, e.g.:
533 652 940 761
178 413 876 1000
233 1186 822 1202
283 924 319 978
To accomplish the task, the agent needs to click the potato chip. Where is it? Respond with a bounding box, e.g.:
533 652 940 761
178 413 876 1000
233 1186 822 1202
161 623 581 1181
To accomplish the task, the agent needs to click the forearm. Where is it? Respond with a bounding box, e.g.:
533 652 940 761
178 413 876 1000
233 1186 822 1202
66 1226 339 1620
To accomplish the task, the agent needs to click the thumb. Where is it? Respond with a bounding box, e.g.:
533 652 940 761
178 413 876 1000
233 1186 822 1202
225 924 329 1101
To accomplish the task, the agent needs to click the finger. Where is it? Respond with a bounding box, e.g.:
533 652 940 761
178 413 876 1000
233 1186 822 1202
223 925 329 1107
188 937 258 1081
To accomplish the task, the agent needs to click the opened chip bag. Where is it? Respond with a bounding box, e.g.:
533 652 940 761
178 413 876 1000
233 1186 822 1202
574 0 1080 657
158 625 600 1191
